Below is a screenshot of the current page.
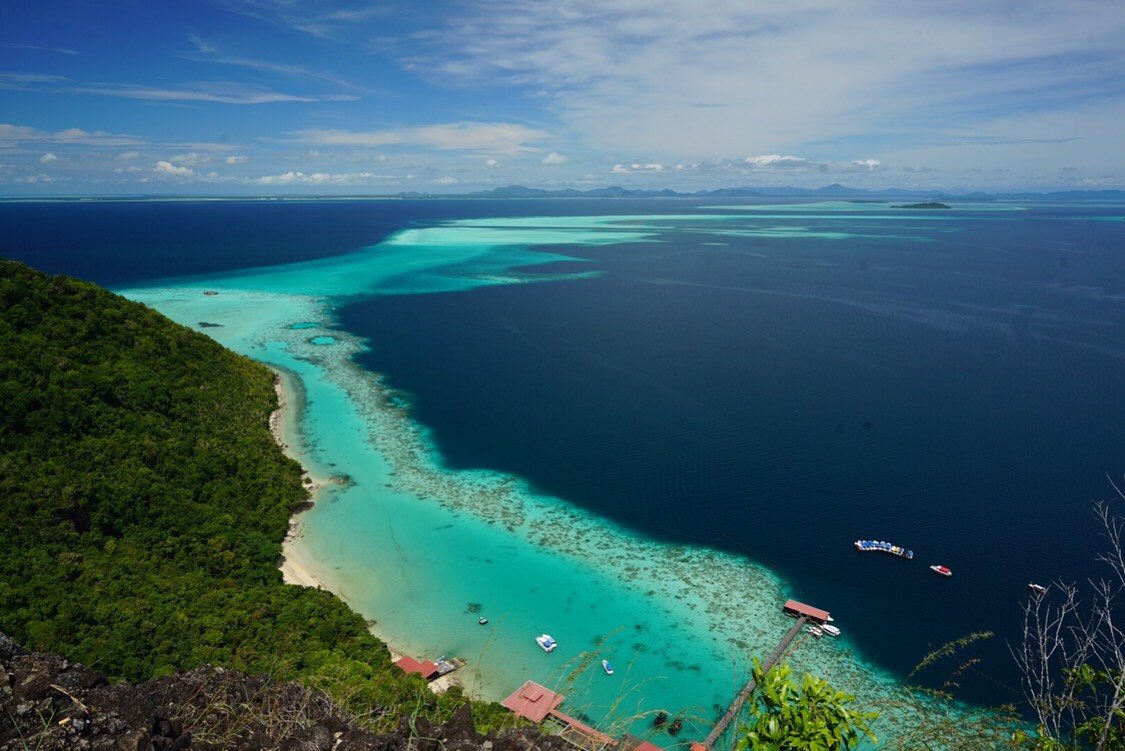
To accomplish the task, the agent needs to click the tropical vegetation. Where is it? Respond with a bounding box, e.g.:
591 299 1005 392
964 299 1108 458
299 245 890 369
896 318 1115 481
0 258 511 730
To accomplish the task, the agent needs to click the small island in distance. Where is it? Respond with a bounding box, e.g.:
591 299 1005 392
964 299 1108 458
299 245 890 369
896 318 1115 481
892 201 952 209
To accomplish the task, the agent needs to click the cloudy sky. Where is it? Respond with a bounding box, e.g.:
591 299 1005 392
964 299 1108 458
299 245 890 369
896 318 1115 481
2 0 1123 194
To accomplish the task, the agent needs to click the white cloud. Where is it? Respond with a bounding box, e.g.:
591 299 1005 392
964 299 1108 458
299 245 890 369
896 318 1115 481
225 155 248 165
398 0 1125 177
39 152 58 164
434 176 458 184
6 43 79 56
744 154 808 169
254 170 379 186
184 36 366 93
485 158 500 167
293 122 548 154
847 158 882 171
541 151 567 164
0 123 145 147
155 160 197 177
168 153 211 167
737 154 884 173
0 72 68 89
71 81 323 104
13 173 58 184
116 150 141 161
611 162 664 173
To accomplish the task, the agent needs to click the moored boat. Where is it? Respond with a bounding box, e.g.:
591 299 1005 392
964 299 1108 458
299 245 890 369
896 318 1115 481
854 539 914 559
602 659 614 675
929 564 952 577
807 625 824 639
535 634 557 652
820 624 841 638
1029 582 1048 596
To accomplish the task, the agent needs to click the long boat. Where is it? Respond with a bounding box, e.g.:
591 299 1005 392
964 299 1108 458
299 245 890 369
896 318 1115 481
854 539 914 559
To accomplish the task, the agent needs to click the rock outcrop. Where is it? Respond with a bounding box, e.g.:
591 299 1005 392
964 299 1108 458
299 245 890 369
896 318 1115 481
0 635 565 751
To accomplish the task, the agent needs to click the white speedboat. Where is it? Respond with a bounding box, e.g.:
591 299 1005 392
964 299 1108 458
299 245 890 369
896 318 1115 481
602 659 614 675
1029 582 1048 596
820 624 841 638
807 625 823 639
929 564 952 577
535 634 557 652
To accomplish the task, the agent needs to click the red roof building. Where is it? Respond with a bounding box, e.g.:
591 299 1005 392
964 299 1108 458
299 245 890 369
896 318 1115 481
395 655 440 680
550 709 618 747
500 681 565 723
622 736 664 751
782 599 830 624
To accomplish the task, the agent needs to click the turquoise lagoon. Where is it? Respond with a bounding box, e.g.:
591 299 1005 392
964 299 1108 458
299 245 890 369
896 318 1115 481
124 213 988 745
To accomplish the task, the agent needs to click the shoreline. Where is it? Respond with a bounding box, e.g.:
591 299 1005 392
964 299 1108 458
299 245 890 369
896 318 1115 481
120 215 1017 741
269 365 333 591
268 365 437 683
270 365 333 592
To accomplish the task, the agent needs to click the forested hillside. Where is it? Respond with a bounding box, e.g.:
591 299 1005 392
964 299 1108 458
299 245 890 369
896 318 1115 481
0 258 508 730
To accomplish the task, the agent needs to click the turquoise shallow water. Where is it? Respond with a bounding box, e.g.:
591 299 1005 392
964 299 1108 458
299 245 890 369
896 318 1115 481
122 213 1000 746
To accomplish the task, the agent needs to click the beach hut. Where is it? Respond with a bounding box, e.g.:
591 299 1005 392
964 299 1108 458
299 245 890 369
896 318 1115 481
394 655 441 681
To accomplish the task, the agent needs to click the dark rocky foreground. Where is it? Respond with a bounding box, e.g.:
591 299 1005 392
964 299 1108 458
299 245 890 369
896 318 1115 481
0 634 564 751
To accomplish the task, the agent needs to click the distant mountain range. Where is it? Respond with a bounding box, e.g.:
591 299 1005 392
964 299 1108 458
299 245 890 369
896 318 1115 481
396 182 1125 201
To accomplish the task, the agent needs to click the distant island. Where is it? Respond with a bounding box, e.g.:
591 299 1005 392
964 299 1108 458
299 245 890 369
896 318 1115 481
401 183 1125 202
892 202 951 209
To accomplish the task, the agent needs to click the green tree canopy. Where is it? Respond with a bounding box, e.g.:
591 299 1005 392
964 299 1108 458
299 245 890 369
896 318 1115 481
737 658 877 751
0 258 511 731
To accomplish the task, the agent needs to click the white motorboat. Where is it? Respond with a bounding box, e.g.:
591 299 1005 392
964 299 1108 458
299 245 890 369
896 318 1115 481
535 634 557 652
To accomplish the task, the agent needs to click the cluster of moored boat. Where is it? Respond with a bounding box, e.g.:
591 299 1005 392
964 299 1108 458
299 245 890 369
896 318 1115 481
807 623 841 639
854 539 914 559
653 712 683 736
855 539 1050 594
535 633 615 675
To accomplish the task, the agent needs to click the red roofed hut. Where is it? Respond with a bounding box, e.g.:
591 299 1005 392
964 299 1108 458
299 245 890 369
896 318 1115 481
501 681 565 723
395 655 440 680
782 599 830 625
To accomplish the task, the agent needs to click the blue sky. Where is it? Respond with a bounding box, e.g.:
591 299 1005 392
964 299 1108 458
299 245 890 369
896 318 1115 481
2 0 1123 194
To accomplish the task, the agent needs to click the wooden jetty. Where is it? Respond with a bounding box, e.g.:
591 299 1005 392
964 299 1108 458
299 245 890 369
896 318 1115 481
694 599 830 751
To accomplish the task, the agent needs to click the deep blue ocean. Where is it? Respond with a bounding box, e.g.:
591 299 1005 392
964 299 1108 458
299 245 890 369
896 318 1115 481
4 197 1124 709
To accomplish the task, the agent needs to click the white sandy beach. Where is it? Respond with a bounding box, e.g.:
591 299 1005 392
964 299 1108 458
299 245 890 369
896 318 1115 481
269 367 331 589
269 367 452 685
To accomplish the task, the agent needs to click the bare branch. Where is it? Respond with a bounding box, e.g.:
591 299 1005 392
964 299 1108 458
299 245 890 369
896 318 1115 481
1011 477 1125 749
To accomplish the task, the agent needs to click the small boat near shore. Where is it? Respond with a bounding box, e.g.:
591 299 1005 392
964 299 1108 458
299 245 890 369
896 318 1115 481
855 539 914 559
930 564 952 577
807 625 824 639
1029 582 1048 596
478 616 488 625
602 659 614 675
820 624 841 638
535 634 557 652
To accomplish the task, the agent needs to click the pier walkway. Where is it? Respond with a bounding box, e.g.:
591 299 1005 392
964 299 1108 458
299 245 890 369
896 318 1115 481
698 616 808 750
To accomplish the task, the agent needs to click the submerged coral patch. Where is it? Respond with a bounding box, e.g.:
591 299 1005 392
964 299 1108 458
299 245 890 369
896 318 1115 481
123 213 1012 745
